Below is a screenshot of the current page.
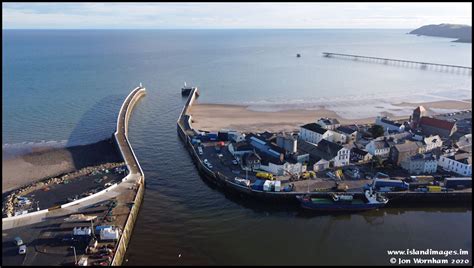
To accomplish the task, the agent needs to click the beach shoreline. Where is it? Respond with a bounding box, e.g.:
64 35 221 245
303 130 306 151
2 138 122 193
188 99 472 133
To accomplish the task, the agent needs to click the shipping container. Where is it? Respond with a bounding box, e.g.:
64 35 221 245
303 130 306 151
427 186 442 192
274 181 281 192
251 179 265 191
443 177 472 189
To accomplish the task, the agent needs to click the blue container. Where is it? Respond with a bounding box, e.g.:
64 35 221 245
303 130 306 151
251 179 265 191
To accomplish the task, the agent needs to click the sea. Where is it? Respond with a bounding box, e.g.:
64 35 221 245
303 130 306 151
2 29 472 265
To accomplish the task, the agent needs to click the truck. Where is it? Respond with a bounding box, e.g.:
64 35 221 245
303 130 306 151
443 177 472 189
256 172 274 180
366 178 409 191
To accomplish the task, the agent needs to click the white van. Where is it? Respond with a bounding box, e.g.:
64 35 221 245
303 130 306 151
19 245 27 255
14 237 23 246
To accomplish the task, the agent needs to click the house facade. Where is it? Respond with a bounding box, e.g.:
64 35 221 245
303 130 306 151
401 153 437 175
375 116 405 133
390 141 421 166
418 116 457 138
300 123 334 144
365 139 392 158
438 151 472 176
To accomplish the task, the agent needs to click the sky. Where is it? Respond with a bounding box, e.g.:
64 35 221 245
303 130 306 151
2 2 472 29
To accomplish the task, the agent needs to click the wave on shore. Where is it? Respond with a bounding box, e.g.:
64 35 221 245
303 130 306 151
241 89 471 119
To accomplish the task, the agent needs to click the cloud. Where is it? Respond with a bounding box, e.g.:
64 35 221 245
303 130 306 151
2 2 472 29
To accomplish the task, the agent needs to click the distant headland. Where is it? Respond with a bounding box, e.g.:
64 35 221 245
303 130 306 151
409 23 472 43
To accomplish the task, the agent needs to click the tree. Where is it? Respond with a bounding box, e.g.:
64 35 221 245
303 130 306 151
369 125 385 138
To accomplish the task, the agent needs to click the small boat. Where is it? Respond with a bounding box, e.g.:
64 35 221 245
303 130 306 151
296 188 388 212
296 53 301 58
181 82 197 96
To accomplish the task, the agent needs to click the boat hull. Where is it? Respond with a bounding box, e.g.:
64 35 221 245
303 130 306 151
297 196 387 212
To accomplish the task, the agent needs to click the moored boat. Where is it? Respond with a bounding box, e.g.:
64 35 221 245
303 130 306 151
296 188 389 212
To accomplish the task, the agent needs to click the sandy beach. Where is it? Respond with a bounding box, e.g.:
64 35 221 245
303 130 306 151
2 138 122 193
188 99 471 133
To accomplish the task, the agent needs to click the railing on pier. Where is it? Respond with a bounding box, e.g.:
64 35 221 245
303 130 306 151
322 52 472 75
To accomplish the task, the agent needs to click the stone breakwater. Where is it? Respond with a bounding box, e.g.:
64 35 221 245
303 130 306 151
2 162 125 218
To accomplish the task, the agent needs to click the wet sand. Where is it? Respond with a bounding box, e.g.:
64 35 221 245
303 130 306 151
188 99 471 133
2 138 122 193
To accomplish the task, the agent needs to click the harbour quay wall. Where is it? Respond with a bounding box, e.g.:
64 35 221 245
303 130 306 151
110 86 146 266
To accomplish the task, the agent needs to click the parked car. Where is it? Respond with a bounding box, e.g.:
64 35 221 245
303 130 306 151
19 245 27 255
198 146 203 155
14 237 23 246
326 171 336 179
203 159 213 169
232 159 239 165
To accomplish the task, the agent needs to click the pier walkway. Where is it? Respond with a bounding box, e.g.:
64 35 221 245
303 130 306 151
322 52 472 75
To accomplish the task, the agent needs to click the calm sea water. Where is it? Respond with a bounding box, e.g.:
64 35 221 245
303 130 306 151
2 29 472 265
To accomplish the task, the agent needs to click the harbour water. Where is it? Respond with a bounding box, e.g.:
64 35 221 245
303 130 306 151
2 29 472 265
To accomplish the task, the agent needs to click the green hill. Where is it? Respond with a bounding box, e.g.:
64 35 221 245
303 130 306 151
409 24 471 43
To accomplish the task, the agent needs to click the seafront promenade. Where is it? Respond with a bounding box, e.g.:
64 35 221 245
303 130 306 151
2 85 146 266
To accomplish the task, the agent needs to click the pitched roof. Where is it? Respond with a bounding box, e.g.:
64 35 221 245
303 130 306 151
380 117 402 127
351 147 369 156
393 141 419 153
336 126 357 135
301 123 328 135
419 117 456 131
372 139 391 149
316 139 344 160
318 118 340 125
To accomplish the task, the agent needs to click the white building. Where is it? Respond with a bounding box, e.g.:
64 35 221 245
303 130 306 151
375 116 405 133
401 153 438 175
365 138 393 158
317 118 341 130
438 150 472 176
259 160 306 176
300 123 334 144
419 135 443 153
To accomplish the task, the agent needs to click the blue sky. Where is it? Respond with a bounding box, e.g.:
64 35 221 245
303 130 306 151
2 2 472 29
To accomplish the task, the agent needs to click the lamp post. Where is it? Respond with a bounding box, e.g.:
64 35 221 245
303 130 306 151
70 246 77 265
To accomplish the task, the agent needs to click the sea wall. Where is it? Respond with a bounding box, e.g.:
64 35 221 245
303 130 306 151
110 86 146 266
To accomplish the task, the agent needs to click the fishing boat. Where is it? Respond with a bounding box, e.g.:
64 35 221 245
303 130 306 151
296 188 388 212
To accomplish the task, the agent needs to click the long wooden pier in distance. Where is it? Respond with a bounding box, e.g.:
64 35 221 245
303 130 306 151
322 52 472 75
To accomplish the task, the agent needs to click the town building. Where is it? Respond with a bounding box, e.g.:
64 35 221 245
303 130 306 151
400 153 437 175
438 150 472 176
276 133 298 154
390 140 421 166
365 138 393 158
418 135 443 153
411 105 427 128
418 116 457 138
317 118 341 130
375 116 405 133
456 134 472 153
299 123 334 144
228 141 254 158
336 125 358 143
350 147 373 163
259 154 306 176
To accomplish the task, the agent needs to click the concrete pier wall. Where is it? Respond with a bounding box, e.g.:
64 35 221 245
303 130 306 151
110 87 146 266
